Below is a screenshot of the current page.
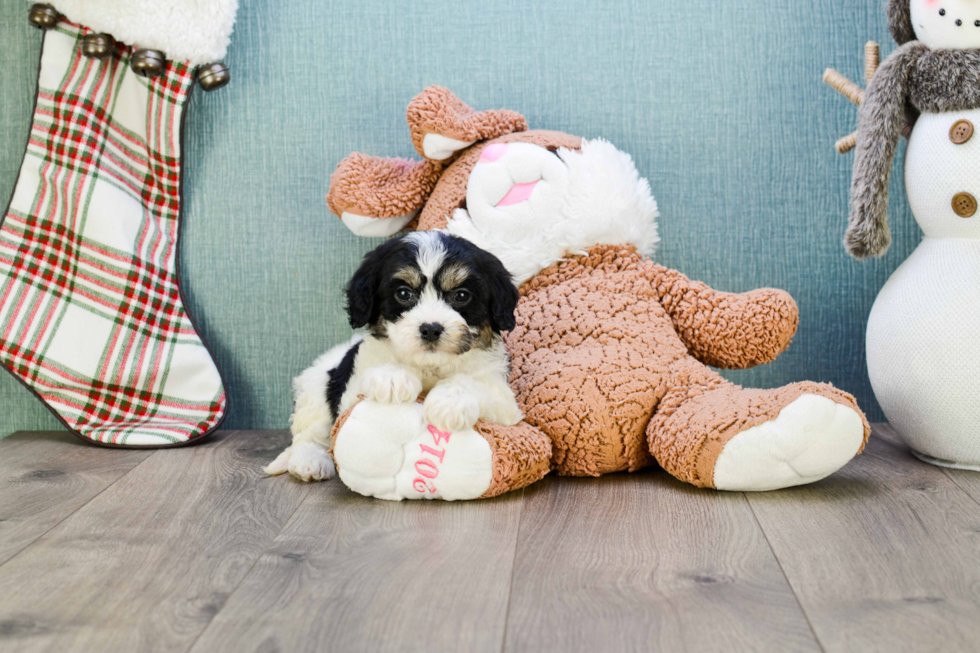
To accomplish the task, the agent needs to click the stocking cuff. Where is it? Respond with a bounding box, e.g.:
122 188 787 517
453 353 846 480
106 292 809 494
44 0 239 65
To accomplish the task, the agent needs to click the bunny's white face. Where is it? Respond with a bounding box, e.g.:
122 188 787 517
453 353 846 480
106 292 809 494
911 0 980 49
461 142 571 251
446 139 660 286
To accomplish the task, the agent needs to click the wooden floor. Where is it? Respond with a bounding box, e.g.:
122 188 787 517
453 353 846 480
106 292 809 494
0 426 979 652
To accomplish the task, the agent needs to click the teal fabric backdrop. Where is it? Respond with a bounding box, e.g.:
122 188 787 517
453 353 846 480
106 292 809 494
0 1 916 435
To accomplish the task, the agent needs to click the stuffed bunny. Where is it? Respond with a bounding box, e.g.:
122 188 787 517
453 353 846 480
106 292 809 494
293 87 870 500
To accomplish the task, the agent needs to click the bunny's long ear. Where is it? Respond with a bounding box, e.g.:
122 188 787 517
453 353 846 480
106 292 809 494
407 86 528 162
327 153 442 237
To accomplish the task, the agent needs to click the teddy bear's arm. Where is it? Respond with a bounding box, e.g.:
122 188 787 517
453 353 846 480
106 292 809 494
646 263 799 369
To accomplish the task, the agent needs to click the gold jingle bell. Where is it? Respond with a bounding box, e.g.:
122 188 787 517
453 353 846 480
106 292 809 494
131 49 166 78
28 3 60 29
81 33 117 60
197 63 231 91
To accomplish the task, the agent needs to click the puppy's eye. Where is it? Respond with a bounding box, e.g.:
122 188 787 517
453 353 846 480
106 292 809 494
395 287 415 304
451 289 472 306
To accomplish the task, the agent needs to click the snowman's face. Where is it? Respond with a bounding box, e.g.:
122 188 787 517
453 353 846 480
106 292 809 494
911 0 980 49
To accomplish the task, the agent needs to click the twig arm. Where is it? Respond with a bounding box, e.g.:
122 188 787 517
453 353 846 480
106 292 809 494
824 69 865 105
864 41 880 83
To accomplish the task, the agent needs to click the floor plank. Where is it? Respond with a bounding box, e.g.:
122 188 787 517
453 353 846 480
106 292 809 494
747 426 980 652
875 423 980 510
870 422 904 449
190 480 526 653
0 431 152 566
0 430 309 653
4 425 976 652
503 471 819 653
941 467 980 509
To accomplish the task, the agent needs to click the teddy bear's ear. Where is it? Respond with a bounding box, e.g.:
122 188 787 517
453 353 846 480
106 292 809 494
407 86 528 162
327 153 442 237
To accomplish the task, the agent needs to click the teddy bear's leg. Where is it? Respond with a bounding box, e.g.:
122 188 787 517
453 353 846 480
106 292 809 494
647 380 869 491
330 400 552 501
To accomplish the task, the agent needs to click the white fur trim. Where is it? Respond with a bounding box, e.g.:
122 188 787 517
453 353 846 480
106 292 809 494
712 395 864 491
446 139 660 285
422 133 475 161
341 211 416 237
47 0 239 65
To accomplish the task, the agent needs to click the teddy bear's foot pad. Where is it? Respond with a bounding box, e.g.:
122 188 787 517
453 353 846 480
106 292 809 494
333 401 494 501
712 394 865 491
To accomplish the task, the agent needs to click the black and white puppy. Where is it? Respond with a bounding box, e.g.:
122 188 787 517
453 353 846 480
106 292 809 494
265 231 523 482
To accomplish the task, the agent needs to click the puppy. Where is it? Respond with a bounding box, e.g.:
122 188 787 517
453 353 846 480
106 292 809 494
265 231 523 482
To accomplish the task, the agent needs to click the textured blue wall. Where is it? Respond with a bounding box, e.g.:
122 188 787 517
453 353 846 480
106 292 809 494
0 0 916 434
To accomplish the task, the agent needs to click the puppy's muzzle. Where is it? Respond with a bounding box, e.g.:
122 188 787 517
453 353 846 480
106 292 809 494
419 323 444 344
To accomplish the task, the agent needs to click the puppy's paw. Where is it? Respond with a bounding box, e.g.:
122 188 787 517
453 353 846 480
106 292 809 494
492 401 524 427
424 384 480 432
361 365 423 404
264 442 336 482
263 447 292 476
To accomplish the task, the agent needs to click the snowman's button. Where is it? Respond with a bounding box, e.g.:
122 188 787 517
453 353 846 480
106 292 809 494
950 120 974 145
952 192 978 218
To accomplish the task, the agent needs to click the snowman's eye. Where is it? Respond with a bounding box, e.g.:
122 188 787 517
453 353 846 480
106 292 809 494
940 8 946 16
975 20 979 27
957 18 963 26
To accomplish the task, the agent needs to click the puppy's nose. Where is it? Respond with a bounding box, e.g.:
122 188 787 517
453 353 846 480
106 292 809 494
419 323 444 343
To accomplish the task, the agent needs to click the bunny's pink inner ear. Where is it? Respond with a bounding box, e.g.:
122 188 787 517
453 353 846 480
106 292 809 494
327 153 442 237
407 86 528 162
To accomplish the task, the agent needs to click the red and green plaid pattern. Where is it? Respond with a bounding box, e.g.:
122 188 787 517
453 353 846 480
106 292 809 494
0 20 226 446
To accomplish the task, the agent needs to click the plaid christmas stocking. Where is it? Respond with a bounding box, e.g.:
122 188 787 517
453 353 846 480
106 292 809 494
0 3 237 446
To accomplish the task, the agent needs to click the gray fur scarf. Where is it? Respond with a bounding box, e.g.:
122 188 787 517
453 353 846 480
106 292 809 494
848 44 980 258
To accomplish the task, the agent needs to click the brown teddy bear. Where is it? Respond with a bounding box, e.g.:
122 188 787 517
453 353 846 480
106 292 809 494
302 87 870 500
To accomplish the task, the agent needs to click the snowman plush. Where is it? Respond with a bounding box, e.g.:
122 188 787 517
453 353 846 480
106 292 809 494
847 0 980 468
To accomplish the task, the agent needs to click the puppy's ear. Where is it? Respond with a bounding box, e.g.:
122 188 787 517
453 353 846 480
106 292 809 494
485 258 520 333
345 247 386 329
